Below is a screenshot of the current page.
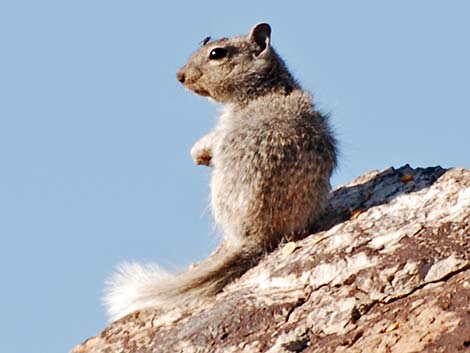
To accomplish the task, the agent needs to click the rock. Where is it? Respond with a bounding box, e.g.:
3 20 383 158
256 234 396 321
71 165 470 353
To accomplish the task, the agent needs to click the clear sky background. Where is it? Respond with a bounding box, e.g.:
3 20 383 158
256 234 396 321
1 1 469 352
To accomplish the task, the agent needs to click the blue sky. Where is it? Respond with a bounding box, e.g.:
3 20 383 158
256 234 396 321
1 1 469 352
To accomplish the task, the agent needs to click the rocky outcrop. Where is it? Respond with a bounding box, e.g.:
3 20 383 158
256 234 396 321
72 165 470 353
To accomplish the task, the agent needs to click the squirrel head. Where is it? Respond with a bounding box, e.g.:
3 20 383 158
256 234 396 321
177 23 296 104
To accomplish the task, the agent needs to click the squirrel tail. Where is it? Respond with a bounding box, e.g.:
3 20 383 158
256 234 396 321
103 241 262 321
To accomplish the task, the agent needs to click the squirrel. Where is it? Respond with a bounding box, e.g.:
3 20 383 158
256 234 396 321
103 23 337 322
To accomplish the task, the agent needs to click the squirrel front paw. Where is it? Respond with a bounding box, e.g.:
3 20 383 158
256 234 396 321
191 144 212 166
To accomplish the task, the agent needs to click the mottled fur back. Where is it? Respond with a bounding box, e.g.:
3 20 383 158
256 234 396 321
104 23 337 322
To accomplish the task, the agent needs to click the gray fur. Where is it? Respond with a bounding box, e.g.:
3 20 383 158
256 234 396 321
104 23 337 321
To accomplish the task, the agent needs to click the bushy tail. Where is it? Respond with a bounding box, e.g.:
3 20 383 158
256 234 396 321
103 241 262 321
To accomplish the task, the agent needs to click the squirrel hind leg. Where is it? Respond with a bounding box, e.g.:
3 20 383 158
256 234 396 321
103 262 172 322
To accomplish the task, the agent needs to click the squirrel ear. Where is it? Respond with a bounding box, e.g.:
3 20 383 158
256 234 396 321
248 23 271 56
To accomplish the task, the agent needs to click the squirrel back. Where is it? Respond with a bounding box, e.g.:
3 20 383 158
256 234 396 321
104 23 337 322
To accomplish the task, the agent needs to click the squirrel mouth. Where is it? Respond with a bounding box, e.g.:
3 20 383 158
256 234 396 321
193 88 210 97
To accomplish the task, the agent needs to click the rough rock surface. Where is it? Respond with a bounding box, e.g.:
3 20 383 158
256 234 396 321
72 165 470 353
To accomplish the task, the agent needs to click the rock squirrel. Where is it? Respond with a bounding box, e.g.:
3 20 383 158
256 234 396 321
104 23 337 321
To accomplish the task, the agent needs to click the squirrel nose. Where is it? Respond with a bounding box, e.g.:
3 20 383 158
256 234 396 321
177 70 186 83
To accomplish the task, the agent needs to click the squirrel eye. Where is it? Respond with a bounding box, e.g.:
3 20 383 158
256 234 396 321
209 48 228 60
